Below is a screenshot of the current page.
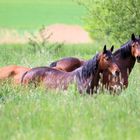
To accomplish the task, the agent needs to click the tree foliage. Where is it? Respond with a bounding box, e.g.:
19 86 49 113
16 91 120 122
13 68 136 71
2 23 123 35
78 0 140 43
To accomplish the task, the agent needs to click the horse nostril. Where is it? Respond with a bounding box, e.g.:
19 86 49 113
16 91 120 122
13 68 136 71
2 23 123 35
115 71 120 76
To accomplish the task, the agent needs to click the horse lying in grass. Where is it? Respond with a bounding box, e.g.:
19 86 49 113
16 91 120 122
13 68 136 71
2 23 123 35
49 33 140 91
0 59 84 84
21 45 120 94
0 65 30 84
0 57 85 84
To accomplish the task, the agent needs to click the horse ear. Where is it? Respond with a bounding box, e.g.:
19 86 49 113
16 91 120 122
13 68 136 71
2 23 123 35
103 45 107 53
131 33 136 41
110 45 114 52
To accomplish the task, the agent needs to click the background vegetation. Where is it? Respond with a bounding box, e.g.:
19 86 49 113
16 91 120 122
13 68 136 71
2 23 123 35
0 0 85 31
78 0 140 43
0 0 140 140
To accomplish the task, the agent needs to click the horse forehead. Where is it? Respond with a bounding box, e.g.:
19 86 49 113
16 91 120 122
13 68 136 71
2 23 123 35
136 40 140 46
104 51 112 57
133 38 140 45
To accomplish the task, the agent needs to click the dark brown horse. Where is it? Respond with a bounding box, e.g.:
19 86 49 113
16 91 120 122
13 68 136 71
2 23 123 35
50 57 85 72
102 33 140 90
21 45 120 94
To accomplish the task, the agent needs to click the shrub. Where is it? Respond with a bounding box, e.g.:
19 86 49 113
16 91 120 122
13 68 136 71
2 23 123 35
78 0 140 44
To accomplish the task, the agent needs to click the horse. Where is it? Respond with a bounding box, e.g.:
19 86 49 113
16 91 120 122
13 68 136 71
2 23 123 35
0 57 84 84
102 33 140 90
0 57 85 84
49 33 140 91
50 57 85 72
21 45 120 94
0 65 30 84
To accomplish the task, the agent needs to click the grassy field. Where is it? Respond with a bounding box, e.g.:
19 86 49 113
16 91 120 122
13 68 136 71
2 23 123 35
0 0 85 30
0 43 140 140
0 0 140 139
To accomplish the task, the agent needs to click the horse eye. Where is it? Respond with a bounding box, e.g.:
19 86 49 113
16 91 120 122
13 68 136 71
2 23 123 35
132 43 135 47
106 57 109 61
132 44 135 47
132 43 138 47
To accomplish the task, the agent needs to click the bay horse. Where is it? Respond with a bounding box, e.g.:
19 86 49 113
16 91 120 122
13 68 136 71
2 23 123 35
102 33 140 90
21 45 120 94
50 57 85 72
0 65 30 84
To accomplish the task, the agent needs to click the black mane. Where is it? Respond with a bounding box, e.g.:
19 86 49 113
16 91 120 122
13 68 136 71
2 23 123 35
50 61 57 67
76 54 99 82
75 53 99 93
114 40 132 59
120 41 132 58
82 54 99 79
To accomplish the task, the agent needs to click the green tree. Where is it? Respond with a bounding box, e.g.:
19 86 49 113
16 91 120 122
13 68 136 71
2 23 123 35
78 0 140 44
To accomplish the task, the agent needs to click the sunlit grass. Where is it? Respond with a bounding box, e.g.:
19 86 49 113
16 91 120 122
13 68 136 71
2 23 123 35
0 43 140 140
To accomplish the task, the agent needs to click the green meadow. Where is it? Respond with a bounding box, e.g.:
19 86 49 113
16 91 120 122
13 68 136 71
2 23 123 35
0 0 85 30
0 0 140 140
0 43 140 140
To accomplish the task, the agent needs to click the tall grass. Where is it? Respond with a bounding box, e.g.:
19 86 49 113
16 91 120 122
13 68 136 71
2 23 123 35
0 43 140 140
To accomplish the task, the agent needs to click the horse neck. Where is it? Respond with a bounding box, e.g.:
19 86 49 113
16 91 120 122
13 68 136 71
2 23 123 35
75 63 100 81
66 65 99 91
75 55 100 93
82 55 98 78
114 43 136 74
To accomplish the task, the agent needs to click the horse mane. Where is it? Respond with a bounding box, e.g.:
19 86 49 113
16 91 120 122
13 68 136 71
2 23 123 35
49 61 58 67
114 40 131 59
76 54 99 81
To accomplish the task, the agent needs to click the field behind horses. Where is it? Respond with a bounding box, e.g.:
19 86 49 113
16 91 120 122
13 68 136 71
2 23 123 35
0 0 140 139
0 0 85 30
0 43 140 140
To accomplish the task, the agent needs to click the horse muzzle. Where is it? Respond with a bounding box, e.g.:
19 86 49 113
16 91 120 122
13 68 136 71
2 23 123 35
111 70 120 77
108 64 120 77
136 56 140 63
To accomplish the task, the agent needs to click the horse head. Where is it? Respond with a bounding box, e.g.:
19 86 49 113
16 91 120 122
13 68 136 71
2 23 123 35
130 33 140 62
98 45 120 76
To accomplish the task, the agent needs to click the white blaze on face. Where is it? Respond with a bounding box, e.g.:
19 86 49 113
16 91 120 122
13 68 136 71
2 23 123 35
109 65 118 77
